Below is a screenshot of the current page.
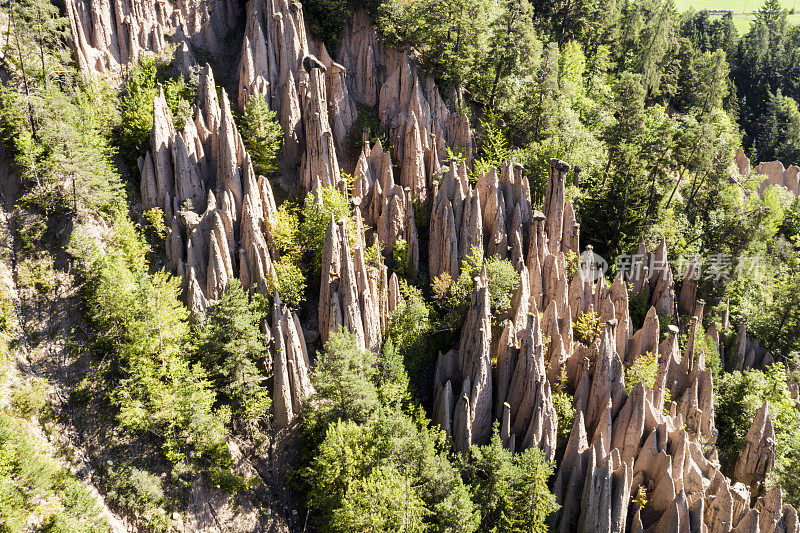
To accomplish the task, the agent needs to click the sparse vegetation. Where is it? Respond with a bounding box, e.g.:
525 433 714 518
573 312 602 345
624 351 659 394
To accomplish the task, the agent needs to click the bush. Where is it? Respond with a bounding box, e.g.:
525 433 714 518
10 378 50 420
384 284 444 402
0 78 124 215
391 236 410 277
74 216 231 475
346 104 387 155
552 369 575 451
197 279 271 426
472 114 510 180
624 351 658 394
303 410 476 532
331 464 428 531
272 258 306 310
303 0 351 48
118 57 159 164
16 254 56 297
0 413 108 532
271 202 302 261
573 312 602 345
300 187 355 274
106 465 169 531
464 422 558 532
117 55 196 166
309 329 380 428
443 247 520 327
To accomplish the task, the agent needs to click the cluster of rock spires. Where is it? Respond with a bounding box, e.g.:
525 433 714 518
351 135 420 278
317 212 404 353
68 2 800 531
236 0 354 191
138 63 319 429
66 0 240 74
432 156 798 532
236 1 472 196
140 64 280 312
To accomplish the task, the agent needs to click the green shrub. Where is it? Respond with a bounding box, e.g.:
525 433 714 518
73 216 231 475
631 485 648 513
106 465 169 531
300 187 355 274
118 57 159 164
624 351 658 394
10 378 50 420
0 413 108 532
271 202 302 261
302 406 476 532
272 258 306 310
302 0 352 48
197 279 271 427
384 284 442 401
16 254 56 297
444 247 520 327
464 422 558 532
391 236 410 277
472 114 510 180
346 104 387 154
117 55 196 166
0 78 124 216
552 369 575 451
309 329 380 427
573 312 602 345
144 206 167 238
715 364 800 507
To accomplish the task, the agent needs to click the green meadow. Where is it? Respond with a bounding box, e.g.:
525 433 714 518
675 0 800 33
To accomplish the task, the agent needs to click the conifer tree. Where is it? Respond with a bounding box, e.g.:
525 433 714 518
197 279 271 425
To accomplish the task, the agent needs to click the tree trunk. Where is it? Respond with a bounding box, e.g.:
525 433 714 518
12 4 37 139
36 3 46 89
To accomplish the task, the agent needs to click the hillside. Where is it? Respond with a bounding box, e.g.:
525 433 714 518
0 0 799 531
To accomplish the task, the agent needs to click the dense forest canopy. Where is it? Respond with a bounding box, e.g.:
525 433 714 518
0 0 798 531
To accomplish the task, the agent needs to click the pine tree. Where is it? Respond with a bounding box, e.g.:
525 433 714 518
484 0 537 109
311 329 380 424
464 423 558 532
197 279 271 425
240 95 282 177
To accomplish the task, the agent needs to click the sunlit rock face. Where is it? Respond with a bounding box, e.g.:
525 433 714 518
66 0 241 74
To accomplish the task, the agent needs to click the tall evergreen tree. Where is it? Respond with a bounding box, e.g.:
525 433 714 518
463 424 558 532
197 279 271 426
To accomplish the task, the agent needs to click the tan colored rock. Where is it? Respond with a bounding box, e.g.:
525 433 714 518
67 0 241 74
735 147 751 176
755 160 786 194
457 267 493 445
585 328 626 435
553 411 589 532
562 200 580 255
151 87 176 221
678 260 699 318
544 159 569 254
272 293 314 428
627 306 660 365
734 401 776 492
